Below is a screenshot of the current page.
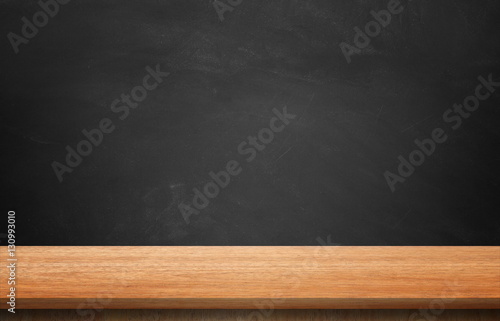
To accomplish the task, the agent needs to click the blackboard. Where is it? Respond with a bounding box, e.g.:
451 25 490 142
2 0 500 245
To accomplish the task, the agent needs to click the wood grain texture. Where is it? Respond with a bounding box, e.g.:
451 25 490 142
1 310 500 321
1 246 499 309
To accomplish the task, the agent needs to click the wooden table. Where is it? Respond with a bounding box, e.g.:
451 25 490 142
2 246 498 309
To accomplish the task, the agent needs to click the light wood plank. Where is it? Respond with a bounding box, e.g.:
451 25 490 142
1 246 499 309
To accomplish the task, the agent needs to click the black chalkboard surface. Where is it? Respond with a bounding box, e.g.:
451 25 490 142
2 0 499 245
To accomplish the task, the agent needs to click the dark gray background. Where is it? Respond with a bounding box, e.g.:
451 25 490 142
1 0 499 245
